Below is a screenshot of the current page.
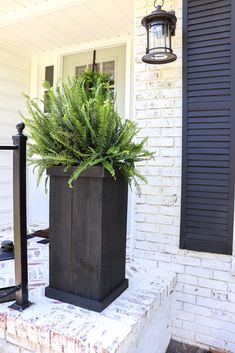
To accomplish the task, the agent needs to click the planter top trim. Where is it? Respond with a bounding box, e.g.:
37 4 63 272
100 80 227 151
47 165 123 179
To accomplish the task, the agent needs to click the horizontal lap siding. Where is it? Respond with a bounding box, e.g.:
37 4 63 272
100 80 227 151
0 47 30 229
180 0 234 254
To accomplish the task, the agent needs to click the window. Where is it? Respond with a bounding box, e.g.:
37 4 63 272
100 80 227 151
75 60 115 96
103 61 115 97
44 65 54 113
75 65 86 78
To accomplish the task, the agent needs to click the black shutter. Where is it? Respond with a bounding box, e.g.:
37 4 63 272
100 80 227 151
180 0 235 254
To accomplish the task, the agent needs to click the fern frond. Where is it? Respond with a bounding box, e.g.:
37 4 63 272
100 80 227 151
22 70 154 189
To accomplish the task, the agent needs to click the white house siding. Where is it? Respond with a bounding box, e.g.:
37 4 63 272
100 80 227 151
0 46 30 230
133 0 235 352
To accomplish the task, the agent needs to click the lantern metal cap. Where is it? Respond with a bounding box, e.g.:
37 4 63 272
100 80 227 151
141 5 177 35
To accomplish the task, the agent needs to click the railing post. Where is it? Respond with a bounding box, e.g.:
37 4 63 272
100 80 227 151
10 122 30 311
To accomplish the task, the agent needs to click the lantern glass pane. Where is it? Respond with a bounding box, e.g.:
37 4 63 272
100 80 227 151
149 22 172 54
149 23 165 52
165 25 171 51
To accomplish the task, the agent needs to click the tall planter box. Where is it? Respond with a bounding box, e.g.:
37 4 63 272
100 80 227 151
45 166 128 312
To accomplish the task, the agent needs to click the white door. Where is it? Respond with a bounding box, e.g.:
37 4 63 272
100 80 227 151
63 45 126 118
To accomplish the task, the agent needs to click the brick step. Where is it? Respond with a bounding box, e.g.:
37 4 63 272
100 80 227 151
0 234 176 353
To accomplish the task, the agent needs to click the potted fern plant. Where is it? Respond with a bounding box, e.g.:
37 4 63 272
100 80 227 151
23 71 153 312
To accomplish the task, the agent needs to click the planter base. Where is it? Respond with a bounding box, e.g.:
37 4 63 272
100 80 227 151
45 279 128 312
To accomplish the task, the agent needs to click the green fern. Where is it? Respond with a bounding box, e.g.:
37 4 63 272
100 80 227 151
22 70 154 189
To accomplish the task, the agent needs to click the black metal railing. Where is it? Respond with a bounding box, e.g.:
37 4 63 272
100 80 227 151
0 122 30 311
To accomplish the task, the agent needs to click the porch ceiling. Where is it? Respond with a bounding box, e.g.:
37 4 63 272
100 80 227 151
0 0 134 55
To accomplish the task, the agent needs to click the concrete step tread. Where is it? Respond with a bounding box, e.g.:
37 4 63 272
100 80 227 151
0 259 176 353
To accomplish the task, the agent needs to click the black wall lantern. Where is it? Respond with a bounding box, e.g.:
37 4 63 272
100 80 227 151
141 0 177 64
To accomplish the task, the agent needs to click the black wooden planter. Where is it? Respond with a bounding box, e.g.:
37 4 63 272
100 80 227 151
45 166 128 312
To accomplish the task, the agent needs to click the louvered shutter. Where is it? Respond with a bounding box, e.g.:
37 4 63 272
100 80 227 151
180 0 235 254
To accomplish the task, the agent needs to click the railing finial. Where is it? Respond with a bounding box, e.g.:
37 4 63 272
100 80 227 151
16 121 25 135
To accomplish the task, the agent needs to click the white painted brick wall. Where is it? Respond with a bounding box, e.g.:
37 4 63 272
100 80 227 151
133 0 235 352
